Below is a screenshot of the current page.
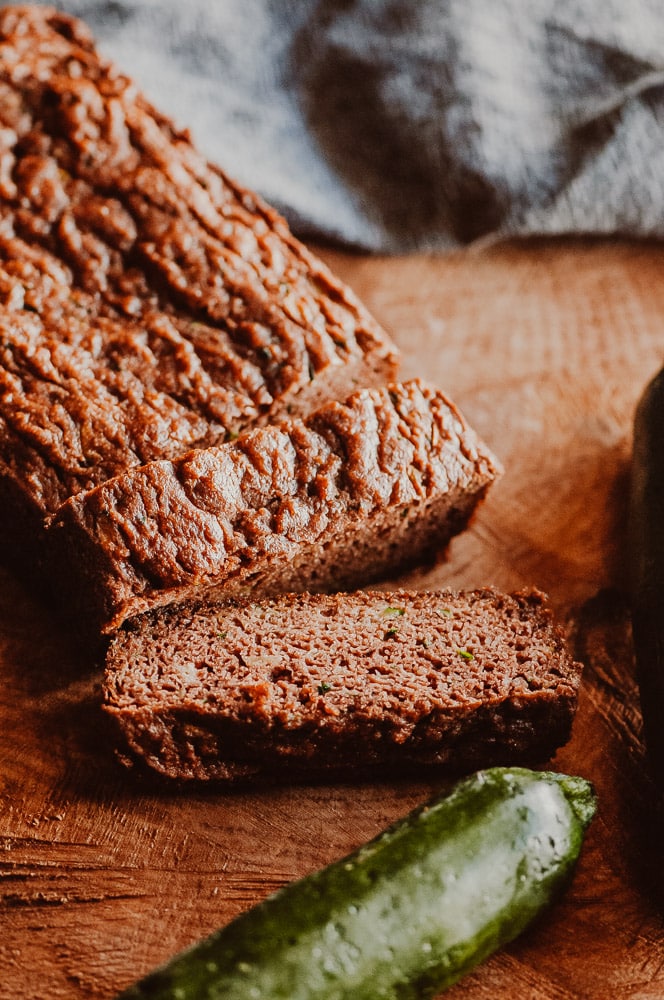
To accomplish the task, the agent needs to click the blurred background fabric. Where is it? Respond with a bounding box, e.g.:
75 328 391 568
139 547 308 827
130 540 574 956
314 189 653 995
6 0 664 252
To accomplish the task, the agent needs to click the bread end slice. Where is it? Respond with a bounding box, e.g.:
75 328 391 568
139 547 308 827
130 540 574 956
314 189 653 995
47 379 502 634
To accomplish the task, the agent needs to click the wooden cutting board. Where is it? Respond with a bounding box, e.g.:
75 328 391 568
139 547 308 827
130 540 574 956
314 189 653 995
2 238 664 999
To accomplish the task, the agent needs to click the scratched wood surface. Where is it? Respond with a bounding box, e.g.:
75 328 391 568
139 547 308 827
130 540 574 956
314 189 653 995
2 238 664 999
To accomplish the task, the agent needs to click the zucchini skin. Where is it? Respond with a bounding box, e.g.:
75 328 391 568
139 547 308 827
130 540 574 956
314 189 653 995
117 767 595 1000
630 365 664 785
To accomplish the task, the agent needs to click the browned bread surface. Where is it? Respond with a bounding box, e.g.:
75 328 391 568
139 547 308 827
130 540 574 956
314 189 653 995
104 587 581 783
0 5 400 577
48 379 502 633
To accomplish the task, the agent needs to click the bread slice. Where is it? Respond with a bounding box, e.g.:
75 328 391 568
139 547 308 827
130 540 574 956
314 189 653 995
47 379 502 634
0 6 399 584
103 587 581 783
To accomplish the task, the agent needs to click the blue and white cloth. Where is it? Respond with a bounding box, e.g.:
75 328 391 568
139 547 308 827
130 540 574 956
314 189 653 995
6 0 664 251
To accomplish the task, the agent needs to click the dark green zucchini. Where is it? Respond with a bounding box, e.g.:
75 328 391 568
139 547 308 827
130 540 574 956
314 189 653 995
630 364 664 786
116 767 595 1000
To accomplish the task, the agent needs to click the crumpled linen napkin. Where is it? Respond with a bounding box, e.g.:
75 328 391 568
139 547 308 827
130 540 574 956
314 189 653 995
6 0 664 252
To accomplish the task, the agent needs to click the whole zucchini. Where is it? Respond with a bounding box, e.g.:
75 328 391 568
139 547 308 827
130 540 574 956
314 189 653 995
630 365 664 785
117 767 595 1000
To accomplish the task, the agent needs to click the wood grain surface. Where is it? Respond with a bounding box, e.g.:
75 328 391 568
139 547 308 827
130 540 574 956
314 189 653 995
2 238 664 999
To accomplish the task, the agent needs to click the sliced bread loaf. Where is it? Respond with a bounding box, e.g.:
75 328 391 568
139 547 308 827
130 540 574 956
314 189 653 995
0 5 400 587
103 588 581 783
47 379 502 634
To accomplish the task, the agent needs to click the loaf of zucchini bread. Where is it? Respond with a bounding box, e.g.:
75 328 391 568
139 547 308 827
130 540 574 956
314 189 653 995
1 8 576 787
103 587 581 782
0 5 400 589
